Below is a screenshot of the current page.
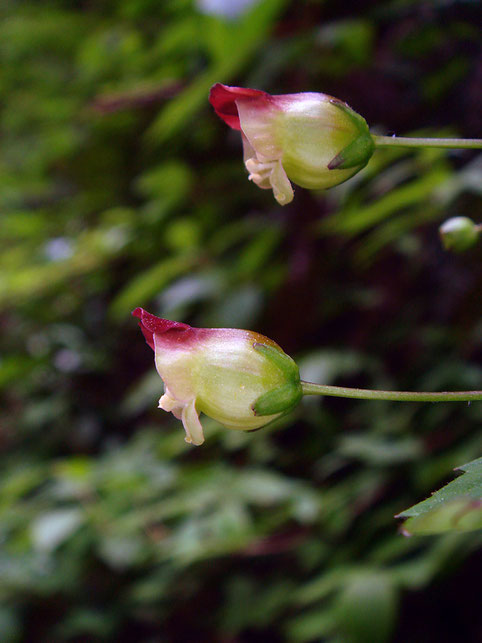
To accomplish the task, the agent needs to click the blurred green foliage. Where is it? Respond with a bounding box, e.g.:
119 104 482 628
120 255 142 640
398 457 482 535
0 0 481 641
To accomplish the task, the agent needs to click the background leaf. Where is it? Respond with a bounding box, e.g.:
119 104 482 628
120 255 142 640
397 458 482 535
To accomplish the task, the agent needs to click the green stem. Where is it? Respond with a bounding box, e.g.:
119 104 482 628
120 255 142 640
301 381 482 403
372 134 482 150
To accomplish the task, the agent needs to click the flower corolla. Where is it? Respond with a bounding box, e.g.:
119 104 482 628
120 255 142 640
209 83 374 205
133 308 302 445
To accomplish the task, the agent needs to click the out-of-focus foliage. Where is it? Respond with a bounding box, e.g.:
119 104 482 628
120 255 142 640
0 0 481 641
398 457 482 535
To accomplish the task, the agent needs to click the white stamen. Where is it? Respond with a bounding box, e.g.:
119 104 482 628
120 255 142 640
158 390 205 446
181 399 205 445
245 156 294 205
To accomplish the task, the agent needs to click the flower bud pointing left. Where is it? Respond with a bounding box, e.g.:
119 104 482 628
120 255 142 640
209 83 374 205
132 308 302 445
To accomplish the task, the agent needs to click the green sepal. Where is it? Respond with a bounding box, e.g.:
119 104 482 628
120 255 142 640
329 99 370 134
252 342 302 416
252 382 303 416
327 99 374 170
327 133 375 170
253 342 299 381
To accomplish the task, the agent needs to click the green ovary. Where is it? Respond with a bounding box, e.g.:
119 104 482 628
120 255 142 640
194 349 285 430
278 110 364 189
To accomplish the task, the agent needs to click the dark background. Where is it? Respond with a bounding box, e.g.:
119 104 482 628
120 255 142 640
0 0 481 641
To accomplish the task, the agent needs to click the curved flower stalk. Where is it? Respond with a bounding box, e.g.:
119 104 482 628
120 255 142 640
209 82 374 205
133 308 302 445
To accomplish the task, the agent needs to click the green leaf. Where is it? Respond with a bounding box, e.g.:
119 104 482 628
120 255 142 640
147 0 287 143
31 509 84 552
320 164 449 236
109 255 196 320
397 457 482 535
334 571 398 643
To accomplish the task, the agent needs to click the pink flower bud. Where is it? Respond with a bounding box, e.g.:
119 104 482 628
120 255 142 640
133 308 302 446
209 83 374 205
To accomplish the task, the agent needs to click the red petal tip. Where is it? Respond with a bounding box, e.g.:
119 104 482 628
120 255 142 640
209 83 269 130
132 308 190 351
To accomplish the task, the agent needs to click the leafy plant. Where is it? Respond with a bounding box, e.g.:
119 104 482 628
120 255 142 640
398 457 482 535
0 1 480 641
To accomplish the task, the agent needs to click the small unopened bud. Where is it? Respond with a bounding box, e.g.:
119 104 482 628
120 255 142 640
133 308 302 446
439 217 480 252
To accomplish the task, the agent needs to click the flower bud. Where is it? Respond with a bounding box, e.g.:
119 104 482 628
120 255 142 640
439 216 480 252
209 83 374 205
133 308 302 445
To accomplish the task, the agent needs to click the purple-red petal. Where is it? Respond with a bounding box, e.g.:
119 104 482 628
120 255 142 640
209 83 270 130
132 307 190 351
